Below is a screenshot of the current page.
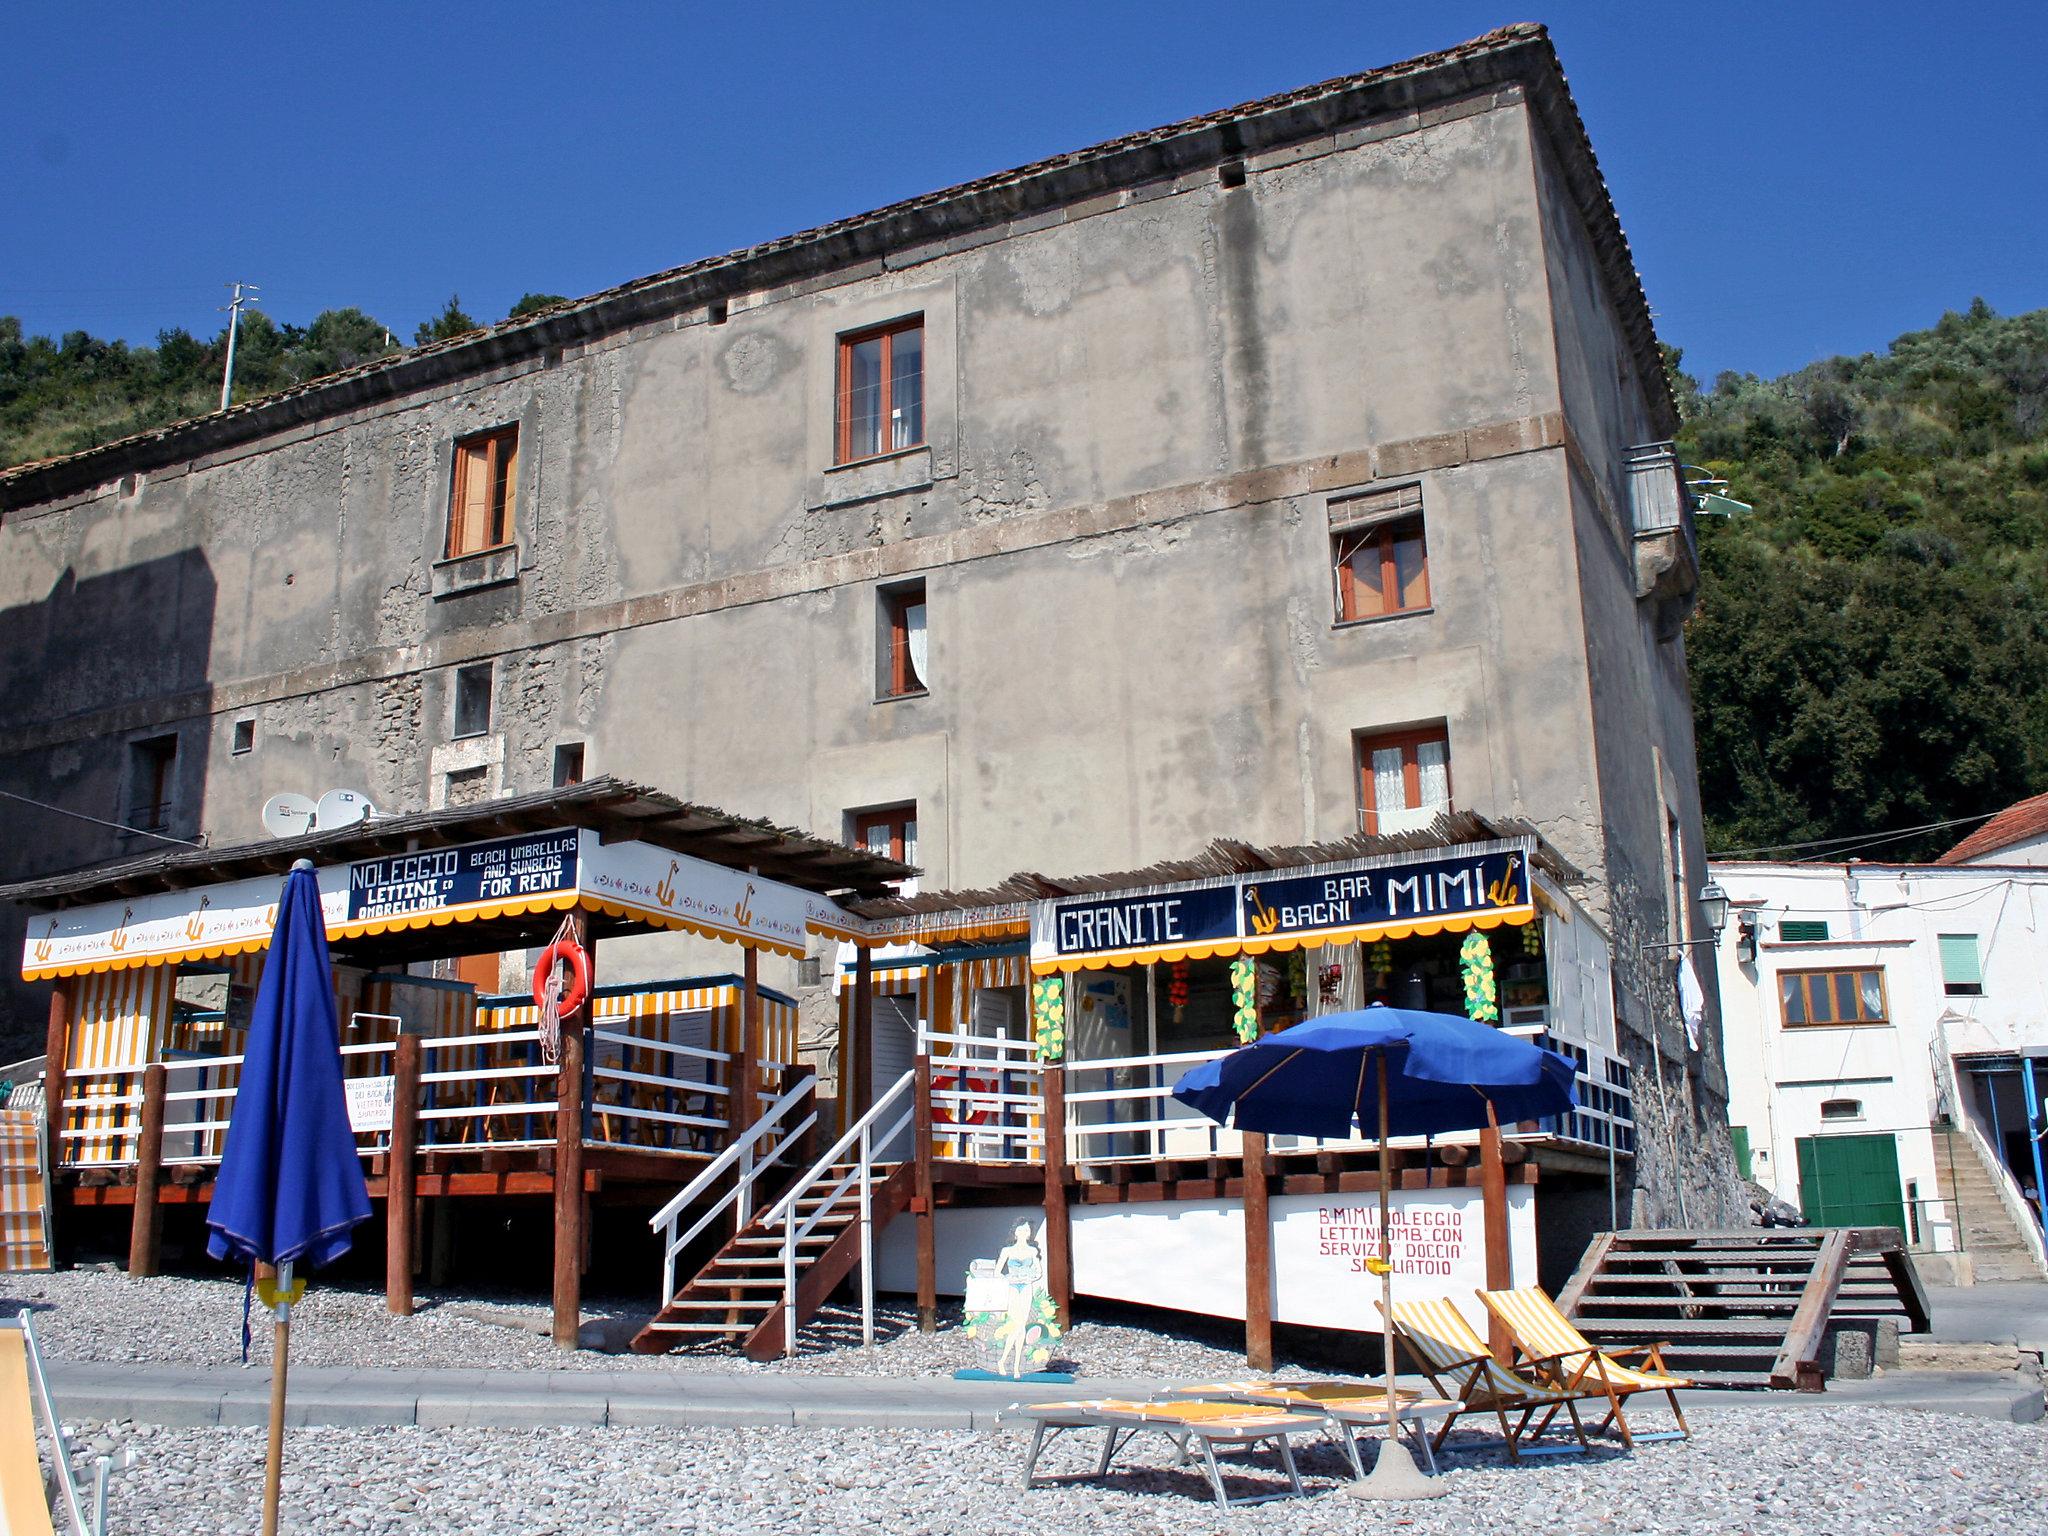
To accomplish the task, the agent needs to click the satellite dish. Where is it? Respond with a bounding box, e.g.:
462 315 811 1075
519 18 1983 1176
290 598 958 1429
316 789 376 831
261 792 318 839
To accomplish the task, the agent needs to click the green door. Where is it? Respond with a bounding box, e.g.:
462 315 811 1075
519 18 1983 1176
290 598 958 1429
1795 1133 1906 1231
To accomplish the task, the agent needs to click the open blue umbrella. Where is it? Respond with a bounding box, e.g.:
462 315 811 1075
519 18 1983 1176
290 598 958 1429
207 859 370 1536
1172 1003 1576 1499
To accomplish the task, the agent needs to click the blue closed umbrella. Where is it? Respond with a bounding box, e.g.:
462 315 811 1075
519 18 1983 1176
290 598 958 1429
1171 1002 1575 1498
206 859 371 1536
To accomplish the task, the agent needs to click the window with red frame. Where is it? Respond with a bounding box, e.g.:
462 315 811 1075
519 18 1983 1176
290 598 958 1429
879 581 928 697
1357 726 1451 835
836 317 924 464
1329 484 1429 623
851 804 919 895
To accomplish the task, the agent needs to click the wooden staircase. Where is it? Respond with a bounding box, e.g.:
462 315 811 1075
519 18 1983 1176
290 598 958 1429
631 1159 914 1360
1557 1228 1930 1389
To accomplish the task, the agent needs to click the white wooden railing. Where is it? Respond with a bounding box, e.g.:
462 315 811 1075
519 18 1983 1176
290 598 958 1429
759 1069 915 1354
55 1014 739 1168
919 1027 1043 1163
649 1075 818 1309
1064 1047 1235 1163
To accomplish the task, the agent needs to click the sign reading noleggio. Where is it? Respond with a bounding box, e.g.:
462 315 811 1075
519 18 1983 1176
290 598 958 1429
346 829 579 921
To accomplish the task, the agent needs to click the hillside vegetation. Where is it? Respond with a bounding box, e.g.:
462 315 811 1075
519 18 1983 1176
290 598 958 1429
1677 301 2048 858
5 297 2046 859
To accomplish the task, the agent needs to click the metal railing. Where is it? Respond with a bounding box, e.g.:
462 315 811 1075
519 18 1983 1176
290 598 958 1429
649 1074 817 1310
758 1069 915 1354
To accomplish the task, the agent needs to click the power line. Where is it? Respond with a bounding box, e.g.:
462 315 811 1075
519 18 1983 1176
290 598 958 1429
0 788 203 848
1710 809 1998 861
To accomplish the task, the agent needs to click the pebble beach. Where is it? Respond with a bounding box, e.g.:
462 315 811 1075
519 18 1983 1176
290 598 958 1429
14 1268 2046 1535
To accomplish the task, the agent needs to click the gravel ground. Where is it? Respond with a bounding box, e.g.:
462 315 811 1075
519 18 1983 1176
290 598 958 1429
4 1267 1325 1379
46 1405 2046 1536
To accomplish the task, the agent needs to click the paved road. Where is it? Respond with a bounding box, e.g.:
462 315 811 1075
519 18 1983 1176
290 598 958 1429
47 1361 2043 1430
1923 1281 2048 1353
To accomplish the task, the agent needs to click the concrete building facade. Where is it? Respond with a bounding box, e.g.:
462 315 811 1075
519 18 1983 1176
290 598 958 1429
0 26 1739 1222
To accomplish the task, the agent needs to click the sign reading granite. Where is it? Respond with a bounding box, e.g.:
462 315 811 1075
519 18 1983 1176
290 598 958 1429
346 829 580 922
1240 849 1525 939
1048 885 1239 959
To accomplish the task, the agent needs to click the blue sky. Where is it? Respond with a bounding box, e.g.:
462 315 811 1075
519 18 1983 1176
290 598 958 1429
4 2 2042 386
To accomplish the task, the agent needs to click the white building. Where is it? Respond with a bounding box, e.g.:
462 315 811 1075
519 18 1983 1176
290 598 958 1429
1710 847 2048 1284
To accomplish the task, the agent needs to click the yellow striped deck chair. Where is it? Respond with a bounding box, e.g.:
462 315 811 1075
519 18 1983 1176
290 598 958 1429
1382 1296 1593 1460
1478 1286 1691 1448
0 1110 52 1274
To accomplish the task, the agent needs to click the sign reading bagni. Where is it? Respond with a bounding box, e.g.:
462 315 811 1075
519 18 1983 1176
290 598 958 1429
1030 841 1536 972
23 827 827 978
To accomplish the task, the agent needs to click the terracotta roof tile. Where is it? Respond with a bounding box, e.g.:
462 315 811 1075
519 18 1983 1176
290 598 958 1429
1937 791 2048 864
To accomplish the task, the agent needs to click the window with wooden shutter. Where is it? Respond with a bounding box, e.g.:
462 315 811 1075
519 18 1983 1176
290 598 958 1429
446 426 518 559
1937 934 1983 996
1330 485 1430 623
1778 919 1829 943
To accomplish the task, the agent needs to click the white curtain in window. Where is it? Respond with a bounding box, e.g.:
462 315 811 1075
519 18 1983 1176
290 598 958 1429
905 603 928 689
1371 747 1406 813
1415 738 1450 811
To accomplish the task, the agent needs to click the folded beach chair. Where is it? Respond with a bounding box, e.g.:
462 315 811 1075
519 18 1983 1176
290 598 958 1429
1009 1398 1324 1509
1168 1379 1461 1476
1382 1297 1595 1460
2 1309 109 1536
1478 1286 1692 1448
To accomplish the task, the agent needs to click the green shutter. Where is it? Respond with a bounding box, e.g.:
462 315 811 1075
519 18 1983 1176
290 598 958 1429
1779 920 1829 943
1938 934 1982 989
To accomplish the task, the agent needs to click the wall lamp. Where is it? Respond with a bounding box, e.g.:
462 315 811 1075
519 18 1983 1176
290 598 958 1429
1644 881 1731 950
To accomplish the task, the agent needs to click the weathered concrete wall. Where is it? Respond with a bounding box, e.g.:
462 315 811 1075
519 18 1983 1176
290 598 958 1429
0 76 1716 1242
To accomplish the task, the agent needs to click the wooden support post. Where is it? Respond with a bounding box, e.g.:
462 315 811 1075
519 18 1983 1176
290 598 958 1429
1242 1130 1274 1371
1480 1108 1512 1362
851 944 874 1131
787 1062 818 1169
386 1031 423 1316
552 915 591 1350
127 1062 168 1277
736 946 761 1140
1041 1062 1072 1326
913 1052 937 1331
42 980 73 1251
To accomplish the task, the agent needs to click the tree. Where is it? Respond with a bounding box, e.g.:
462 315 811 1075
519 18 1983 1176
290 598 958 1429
415 294 480 346
509 293 567 319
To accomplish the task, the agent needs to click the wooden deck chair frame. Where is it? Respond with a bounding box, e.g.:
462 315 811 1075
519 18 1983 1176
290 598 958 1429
1380 1299 1595 1461
1478 1286 1691 1450
1013 1399 1315 1509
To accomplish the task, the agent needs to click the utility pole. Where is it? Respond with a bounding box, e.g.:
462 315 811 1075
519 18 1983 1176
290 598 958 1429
219 281 261 410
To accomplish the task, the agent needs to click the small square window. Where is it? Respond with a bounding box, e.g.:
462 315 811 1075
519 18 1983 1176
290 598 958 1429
446 426 518 559
453 663 493 739
553 743 586 788
1357 725 1450 836
1818 1098 1863 1121
878 580 928 698
851 804 919 896
1330 485 1429 623
445 766 490 807
836 318 923 464
231 718 256 755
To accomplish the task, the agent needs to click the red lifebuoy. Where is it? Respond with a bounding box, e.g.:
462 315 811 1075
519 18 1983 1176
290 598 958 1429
932 1072 995 1127
532 938 591 1017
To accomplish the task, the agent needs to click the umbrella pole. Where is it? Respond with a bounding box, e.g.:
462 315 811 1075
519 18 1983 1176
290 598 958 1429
262 1261 292 1536
1377 1053 1396 1442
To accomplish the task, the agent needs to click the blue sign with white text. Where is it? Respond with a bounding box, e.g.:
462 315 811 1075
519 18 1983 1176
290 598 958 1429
1050 885 1239 958
347 829 580 922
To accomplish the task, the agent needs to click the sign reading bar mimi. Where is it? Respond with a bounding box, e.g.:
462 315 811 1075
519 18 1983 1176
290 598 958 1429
347 829 579 921
1241 850 1524 939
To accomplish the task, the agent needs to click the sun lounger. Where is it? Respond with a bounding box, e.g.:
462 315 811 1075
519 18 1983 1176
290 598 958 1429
1478 1286 1692 1448
1168 1379 1461 1476
1382 1296 1596 1460
1009 1397 1324 1508
2 1309 107 1536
